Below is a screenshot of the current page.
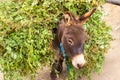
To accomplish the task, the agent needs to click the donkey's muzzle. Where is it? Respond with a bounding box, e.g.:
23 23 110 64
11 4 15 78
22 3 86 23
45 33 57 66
72 54 86 69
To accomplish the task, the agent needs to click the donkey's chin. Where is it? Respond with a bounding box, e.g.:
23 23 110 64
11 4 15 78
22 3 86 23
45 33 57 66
72 54 86 69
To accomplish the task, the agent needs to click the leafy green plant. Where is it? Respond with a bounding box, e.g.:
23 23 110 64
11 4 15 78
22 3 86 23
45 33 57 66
0 0 111 80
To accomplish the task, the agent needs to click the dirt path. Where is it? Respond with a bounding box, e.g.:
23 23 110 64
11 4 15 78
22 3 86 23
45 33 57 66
91 3 120 80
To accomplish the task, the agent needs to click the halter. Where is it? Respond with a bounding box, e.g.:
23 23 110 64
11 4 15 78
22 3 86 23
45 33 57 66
60 42 71 72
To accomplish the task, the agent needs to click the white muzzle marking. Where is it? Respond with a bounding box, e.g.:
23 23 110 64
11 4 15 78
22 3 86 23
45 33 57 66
72 54 86 69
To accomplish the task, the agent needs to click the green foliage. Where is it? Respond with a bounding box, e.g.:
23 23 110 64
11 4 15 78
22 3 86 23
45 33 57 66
0 0 111 80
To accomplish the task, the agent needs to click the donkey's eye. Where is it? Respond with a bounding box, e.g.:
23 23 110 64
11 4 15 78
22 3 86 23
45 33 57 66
67 39 74 45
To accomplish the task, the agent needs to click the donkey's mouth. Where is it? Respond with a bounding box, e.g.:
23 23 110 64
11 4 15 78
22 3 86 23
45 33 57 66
72 54 86 69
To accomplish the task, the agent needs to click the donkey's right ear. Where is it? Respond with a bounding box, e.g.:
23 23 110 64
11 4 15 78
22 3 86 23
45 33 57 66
63 11 75 26
79 8 96 25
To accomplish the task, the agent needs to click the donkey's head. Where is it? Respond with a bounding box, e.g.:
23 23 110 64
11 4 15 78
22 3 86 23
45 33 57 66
58 8 96 69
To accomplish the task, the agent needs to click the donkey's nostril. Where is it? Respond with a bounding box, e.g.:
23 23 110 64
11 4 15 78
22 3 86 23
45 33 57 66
77 64 81 69
77 64 83 69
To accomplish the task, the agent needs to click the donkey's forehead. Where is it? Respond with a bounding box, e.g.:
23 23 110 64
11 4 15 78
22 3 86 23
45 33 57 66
66 26 85 35
64 26 86 41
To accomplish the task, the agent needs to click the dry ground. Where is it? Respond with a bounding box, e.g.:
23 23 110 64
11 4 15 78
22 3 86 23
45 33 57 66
91 3 120 80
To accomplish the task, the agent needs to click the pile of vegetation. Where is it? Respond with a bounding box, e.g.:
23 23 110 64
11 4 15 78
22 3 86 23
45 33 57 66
0 0 111 80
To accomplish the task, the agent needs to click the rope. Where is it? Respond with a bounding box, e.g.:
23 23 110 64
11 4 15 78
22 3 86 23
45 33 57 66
60 42 71 72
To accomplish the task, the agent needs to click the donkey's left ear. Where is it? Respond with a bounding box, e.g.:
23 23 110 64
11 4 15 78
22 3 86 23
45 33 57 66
63 11 75 26
79 8 96 24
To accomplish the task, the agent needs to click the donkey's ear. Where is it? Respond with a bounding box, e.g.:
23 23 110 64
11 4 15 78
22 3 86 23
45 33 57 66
79 8 96 24
63 11 75 26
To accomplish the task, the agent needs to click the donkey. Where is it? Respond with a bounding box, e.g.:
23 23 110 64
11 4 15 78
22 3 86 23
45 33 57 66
50 8 96 80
